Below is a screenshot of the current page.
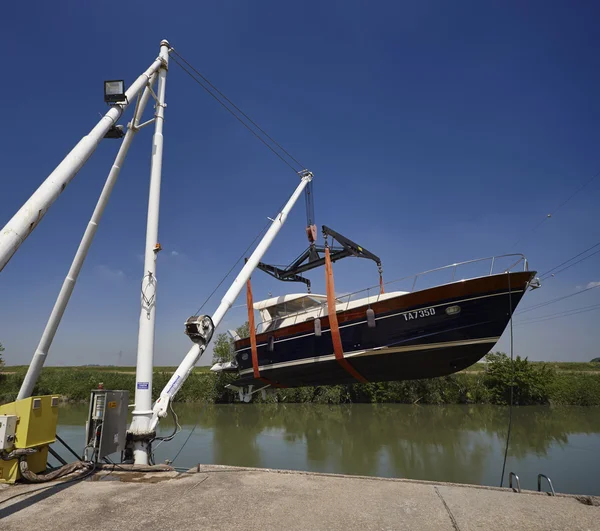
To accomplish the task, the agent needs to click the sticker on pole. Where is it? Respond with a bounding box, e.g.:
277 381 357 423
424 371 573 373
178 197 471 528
137 382 149 389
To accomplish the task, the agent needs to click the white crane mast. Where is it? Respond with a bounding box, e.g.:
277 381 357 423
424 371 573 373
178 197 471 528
16 75 158 400
129 40 170 465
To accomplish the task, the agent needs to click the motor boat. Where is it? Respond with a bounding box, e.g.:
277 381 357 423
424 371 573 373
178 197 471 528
212 228 539 396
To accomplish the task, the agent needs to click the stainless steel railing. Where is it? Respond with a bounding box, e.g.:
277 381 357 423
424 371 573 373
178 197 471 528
247 253 529 336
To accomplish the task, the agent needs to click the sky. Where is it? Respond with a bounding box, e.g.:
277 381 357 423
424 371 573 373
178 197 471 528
0 1 599 368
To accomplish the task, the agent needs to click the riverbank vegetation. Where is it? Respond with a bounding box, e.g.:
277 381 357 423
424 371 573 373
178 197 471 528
1 354 600 406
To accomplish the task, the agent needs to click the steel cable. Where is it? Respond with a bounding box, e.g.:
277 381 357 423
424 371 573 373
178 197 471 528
171 48 306 171
170 54 301 175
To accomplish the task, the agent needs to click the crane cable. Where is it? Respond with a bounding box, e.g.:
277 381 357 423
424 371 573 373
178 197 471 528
168 47 315 315
169 51 304 176
171 49 306 171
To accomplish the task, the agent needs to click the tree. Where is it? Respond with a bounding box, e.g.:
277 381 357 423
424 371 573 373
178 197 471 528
211 322 250 365
212 333 232 364
236 322 250 339
0 342 4 368
591 357 600 363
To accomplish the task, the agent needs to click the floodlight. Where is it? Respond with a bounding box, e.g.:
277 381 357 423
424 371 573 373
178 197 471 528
104 80 126 103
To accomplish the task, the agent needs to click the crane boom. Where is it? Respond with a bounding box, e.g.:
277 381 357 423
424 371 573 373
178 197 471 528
149 171 313 429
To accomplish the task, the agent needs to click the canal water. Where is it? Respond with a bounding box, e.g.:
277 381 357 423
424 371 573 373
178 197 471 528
56 404 600 495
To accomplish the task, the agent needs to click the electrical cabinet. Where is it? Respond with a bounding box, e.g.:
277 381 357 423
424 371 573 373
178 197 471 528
85 389 129 461
0 415 17 450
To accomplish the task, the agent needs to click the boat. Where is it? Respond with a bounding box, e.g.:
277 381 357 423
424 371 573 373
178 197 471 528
216 251 539 394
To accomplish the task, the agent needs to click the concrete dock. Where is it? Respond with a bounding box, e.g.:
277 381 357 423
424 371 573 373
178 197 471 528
1 465 598 530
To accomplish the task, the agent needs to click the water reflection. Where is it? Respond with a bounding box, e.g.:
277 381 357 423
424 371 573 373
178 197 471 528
56 404 600 495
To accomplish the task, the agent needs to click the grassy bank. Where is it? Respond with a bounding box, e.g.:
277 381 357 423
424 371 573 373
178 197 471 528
1 355 600 406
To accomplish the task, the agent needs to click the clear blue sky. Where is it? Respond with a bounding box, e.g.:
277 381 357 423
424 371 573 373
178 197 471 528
1 1 599 367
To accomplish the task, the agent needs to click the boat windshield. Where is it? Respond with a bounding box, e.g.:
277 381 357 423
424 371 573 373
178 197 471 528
270 296 325 319
257 295 327 333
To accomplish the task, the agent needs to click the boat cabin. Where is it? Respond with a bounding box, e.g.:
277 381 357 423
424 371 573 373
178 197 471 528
253 291 409 333
254 294 327 333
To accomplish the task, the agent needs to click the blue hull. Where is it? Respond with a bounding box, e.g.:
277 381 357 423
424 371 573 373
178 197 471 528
231 272 534 387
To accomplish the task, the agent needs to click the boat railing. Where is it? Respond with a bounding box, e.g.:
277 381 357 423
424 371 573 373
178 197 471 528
250 253 528 335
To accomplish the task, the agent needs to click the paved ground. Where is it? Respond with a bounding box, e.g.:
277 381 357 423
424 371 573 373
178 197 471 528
0 465 598 530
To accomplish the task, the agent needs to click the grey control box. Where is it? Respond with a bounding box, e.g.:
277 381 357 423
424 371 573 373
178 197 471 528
85 389 129 461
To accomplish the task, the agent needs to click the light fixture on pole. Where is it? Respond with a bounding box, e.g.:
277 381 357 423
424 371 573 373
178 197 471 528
104 80 126 104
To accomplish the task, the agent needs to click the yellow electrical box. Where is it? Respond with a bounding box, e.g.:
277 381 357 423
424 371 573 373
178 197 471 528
0 395 59 484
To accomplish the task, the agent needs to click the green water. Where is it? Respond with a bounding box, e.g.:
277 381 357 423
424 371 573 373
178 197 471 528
56 403 600 495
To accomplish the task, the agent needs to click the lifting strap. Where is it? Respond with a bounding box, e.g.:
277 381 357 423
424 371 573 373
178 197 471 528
325 246 368 383
246 279 285 388
379 271 385 295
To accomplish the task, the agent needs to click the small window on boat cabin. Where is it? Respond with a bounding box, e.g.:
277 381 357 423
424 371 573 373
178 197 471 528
270 296 326 319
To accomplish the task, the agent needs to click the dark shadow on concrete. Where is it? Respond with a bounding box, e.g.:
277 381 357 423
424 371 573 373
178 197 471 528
0 477 86 520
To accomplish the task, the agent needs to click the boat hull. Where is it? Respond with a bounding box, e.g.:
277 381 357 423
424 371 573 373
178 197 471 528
231 271 535 388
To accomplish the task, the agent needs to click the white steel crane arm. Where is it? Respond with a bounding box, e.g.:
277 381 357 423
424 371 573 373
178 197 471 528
149 171 313 429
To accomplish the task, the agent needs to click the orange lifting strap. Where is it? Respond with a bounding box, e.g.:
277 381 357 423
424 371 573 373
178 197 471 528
325 247 368 383
379 272 385 295
246 279 285 388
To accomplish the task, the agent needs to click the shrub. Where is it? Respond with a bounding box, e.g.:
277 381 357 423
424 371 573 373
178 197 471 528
483 352 555 405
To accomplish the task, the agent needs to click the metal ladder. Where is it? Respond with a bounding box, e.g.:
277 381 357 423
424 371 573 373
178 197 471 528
508 472 555 496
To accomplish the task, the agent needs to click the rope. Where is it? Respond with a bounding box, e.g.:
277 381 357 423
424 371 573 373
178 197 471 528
325 246 368 383
247 278 261 379
141 272 157 318
499 272 514 488
246 278 285 387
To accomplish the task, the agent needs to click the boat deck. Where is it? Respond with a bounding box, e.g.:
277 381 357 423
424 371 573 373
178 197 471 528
1 465 597 530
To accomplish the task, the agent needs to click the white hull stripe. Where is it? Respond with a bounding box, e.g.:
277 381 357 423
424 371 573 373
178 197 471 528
236 290 523 354
238 336 500 376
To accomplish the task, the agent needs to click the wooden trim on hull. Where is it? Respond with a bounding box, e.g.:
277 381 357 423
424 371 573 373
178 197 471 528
235 271 535 350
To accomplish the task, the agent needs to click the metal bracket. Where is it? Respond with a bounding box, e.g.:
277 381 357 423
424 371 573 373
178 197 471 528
147 83 160 103
158 55 169 71
256 225 382 289
135 118 156 130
